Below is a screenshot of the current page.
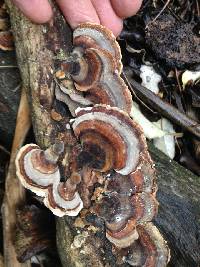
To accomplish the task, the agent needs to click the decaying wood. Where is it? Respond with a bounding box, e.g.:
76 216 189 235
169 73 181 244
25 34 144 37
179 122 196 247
2 87 31 267
5 1 200 267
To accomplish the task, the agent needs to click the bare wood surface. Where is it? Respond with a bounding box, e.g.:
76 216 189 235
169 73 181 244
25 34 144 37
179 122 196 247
2 87 31 267
5 1 200 267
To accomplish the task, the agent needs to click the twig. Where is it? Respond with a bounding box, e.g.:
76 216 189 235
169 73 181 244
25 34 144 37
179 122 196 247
123 71 200 138
0 144 10 155
122 70 158 114
2 88 31 267
145 0 171 28
175 68 182 93
196 0 200 17
0 65 18 68
160 0 183 22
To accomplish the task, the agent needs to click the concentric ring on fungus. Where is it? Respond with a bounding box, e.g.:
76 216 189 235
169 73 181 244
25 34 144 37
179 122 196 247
72 105 149 175
73 22 122 73
124 223 170 266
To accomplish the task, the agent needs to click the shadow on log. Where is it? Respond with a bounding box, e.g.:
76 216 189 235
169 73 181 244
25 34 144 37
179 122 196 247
5 1 200 267
0 51 21 148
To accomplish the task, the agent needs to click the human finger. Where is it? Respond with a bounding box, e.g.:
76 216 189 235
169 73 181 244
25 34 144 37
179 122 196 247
91 0 123 36
56 0 100 29
11 0 53 23
111 0 142 18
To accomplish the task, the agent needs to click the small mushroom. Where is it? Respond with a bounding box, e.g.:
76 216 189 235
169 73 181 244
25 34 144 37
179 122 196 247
44 171 83 217
124 223 170 266
15 143 62 196
71 105 149 175
67 47 104 90
84 48 132 113
95 188 158 248
16 142 83 217
106 223 139 249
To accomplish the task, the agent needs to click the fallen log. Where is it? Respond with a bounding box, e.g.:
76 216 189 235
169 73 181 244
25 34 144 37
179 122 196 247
5 1 200 267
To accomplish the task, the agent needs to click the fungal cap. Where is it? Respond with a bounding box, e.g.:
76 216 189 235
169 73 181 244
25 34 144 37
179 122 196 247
70 47 103 90
106 226 139 248
135 223 170 267
77 48 132 113
72 105 148 175
73 22 122 73
44 189 83 217
130 159 157 194
15 144 60 197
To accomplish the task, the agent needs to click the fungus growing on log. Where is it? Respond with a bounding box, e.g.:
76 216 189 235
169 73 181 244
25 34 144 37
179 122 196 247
60 23 132 114
72 105 148 175
15 142 83 217
15 22 169 266
95 191 158 248
124 223 170 266
73 23 122 73
70 104 169 264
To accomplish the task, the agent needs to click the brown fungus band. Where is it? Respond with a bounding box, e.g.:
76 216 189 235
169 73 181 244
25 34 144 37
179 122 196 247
15 143 83 217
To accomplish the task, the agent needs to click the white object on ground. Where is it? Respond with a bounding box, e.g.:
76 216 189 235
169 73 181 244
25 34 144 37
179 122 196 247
140 65 162 94
130 102 166 140
153 118 175 159
182 70 200 89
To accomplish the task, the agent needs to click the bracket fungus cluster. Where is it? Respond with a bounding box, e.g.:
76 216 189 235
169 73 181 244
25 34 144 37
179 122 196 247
16 142 83 217
60 23 132 114
16 23 170 266
71 105 169 265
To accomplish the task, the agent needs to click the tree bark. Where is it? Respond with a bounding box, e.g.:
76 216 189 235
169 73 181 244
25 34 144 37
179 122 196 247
5 1 200 267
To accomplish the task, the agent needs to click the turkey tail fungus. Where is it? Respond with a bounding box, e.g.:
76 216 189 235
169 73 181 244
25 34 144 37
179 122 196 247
15 23 170 266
